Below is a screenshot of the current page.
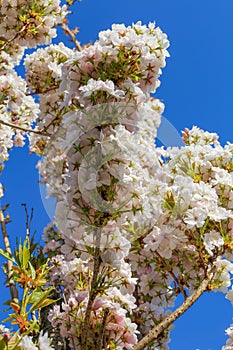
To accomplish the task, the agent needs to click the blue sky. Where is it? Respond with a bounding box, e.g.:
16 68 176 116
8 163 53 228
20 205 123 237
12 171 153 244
1 0 233 349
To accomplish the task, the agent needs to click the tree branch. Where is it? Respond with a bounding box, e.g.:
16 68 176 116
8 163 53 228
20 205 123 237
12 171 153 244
133 269 215 350
0 119 49 136
61 22 82 51
0 210 18 303
21 204 34 240
96 308 109 350
81 227 102 349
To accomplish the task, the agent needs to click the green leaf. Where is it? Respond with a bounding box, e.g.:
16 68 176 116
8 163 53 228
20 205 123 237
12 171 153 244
0 249 15 263
31 298 56 311
27 290 42 305
28 261 36 280
22 241 30 268
29 287 56 312
0 338 7 350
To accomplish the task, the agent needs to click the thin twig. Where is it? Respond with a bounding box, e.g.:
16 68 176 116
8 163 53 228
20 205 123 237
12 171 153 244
25 85 59 96
40 113 62 133
133 269 215 350
61 22 82 51
0 210 18 303
21 204 34 240
29 208 33 233
81 227 102 349
0 119 49 136
0 25 26 51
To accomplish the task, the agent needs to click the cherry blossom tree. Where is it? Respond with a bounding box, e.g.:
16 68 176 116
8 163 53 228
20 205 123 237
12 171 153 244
0 1 233 350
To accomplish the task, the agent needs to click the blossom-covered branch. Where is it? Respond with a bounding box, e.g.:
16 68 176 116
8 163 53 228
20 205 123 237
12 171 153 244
1 1 233 349
133 269 215 350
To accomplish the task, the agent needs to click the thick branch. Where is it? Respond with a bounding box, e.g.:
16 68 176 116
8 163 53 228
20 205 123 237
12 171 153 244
133 270 215 350
0 210 18 303
96 308 109 350
39 290 68 350
81 228 102 349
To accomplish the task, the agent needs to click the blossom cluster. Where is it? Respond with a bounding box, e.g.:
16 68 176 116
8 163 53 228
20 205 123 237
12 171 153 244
0 48 39 209
24 43 73 95
0 65 39 167
36 20 233 349
129 129 233 342
48 254 138 349
60 21 169 108
24 42 74 154
37 21 170 349
0 0 67 199
19 331 53 350
0 0 67 48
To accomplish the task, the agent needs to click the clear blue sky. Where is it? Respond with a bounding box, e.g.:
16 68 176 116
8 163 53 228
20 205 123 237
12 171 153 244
1 0 233 349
